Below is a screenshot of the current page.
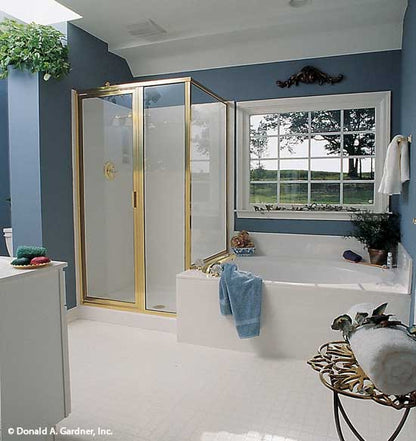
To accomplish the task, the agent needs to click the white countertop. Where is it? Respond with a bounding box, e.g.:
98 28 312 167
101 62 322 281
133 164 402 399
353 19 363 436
0 256 67 282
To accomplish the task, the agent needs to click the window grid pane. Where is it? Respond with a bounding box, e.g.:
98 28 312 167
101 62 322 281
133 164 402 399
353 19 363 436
249 108 376 207
253 130 376 137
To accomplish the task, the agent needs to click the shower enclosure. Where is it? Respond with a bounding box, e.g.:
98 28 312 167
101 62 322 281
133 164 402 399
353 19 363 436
74 78 228 315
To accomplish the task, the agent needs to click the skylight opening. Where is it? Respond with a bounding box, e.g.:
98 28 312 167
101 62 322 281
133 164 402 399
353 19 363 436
0 0 81 25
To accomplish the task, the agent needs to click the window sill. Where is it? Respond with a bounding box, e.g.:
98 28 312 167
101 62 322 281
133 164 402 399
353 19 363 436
236 210 355 221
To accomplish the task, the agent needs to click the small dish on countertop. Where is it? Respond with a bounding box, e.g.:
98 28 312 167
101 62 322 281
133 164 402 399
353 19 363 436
12 262 52 269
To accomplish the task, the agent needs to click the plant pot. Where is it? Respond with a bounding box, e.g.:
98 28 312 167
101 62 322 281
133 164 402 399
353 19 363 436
368 248 387 265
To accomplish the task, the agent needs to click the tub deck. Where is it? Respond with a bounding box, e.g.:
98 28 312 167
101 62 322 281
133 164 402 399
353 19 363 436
176 259 411 359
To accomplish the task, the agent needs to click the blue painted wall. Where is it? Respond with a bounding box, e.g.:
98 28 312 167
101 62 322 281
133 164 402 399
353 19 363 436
8 70 43 249
400 0 416 324
7 24 132 309
0 79 10 255
5 22 407 310
137 50 402 235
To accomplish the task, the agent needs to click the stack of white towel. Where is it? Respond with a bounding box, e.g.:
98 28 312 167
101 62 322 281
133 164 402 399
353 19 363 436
347 303 416 396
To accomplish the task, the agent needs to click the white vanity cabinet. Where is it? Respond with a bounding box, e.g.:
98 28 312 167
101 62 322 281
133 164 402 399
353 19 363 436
0 257 70 440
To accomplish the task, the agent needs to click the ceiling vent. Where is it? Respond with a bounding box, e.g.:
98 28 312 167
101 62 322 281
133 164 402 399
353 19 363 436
126 19 167 41
289 0 311 7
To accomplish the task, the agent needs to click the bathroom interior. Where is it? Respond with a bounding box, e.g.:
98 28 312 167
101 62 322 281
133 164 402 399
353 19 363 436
1 0 416 440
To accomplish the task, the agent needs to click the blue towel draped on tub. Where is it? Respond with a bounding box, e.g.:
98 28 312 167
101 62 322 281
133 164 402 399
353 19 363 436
219 263 263 339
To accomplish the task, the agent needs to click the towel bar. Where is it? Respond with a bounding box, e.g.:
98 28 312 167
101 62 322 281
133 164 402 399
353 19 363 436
399 135 412 143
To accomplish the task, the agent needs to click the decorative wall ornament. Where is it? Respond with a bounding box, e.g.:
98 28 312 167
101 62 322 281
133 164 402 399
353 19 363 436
276 66 344 88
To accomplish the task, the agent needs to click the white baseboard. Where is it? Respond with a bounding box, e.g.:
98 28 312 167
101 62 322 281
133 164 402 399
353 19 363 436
67 304 176 334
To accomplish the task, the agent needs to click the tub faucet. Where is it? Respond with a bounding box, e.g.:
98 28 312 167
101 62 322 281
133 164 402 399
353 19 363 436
203 254 236 277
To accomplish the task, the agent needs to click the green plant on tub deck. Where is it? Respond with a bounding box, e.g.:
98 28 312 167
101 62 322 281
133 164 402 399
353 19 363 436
346 211 400 265
0 19 70 81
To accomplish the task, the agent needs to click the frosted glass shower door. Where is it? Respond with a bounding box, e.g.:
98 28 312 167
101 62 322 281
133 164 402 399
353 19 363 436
81 93 136 304
143 84 185 313
190 85 227 264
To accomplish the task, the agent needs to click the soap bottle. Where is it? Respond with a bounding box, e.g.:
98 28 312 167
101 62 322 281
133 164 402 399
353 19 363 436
387 252 393 269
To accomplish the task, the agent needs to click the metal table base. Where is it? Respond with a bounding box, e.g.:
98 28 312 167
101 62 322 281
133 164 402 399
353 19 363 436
308 342 416 441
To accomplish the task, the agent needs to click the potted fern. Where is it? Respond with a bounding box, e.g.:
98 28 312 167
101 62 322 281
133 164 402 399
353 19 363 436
0 19 70 81
346 212 400 265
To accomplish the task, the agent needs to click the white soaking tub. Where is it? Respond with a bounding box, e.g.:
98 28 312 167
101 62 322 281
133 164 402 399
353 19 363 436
176 236 412 360
234 255 412 288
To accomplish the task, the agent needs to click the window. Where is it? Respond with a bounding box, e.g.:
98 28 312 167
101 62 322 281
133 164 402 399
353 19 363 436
237 93 390 219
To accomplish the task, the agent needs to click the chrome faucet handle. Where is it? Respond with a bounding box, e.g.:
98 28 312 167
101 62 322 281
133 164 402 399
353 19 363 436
207 263 223 277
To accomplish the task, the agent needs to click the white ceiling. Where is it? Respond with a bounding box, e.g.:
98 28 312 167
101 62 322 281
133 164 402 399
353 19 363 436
58 0 407 77
0 0 81 25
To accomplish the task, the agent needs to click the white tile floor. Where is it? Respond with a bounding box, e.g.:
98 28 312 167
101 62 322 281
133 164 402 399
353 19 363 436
57 320 416 441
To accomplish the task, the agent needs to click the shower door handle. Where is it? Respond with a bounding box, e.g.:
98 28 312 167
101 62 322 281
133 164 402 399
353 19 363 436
132 191 137 209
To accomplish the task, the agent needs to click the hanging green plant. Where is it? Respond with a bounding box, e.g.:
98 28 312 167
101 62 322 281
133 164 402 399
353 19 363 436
0 19 70 81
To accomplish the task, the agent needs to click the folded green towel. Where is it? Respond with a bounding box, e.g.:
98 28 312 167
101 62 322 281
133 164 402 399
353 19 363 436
11 257 31 266
16 246 47 259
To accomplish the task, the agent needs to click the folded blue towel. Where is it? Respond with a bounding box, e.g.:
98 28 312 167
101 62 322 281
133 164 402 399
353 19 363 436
343 250 362 263
219 263 263 339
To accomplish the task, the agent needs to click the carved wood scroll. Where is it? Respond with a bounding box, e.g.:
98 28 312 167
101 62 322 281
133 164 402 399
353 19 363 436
277 66 344 88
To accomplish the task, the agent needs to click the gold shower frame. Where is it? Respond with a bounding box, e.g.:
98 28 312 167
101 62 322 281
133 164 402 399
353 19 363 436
74 77 229 316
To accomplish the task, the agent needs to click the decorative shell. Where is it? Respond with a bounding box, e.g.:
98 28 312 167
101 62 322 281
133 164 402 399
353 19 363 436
230 230 255 248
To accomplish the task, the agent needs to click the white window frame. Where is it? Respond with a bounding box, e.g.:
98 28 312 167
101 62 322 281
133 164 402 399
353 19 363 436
236 91 391 220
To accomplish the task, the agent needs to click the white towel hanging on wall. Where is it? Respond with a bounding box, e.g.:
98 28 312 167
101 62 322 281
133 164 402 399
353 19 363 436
378 135 410 195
